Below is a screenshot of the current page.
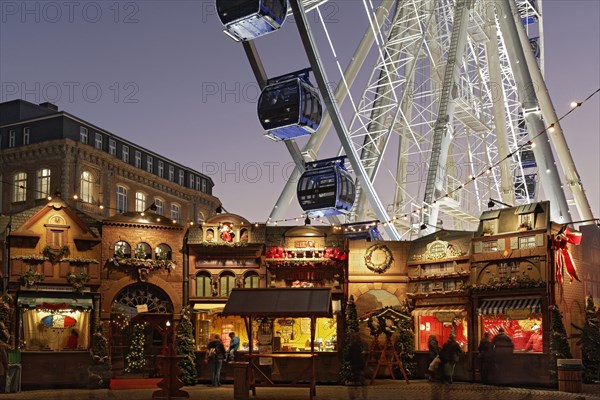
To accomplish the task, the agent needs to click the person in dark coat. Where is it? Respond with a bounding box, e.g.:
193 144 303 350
438 334 462 384
427 334 440 380
206 334 226 387
492 327 514 384
478 332 493 384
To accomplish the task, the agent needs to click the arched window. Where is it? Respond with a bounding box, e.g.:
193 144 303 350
244 272 260 289
135 192 147 212
205 229 215 242
13 172 27 202
80 170 94 203
114 241 131 258
219 272 236 297
240 228 249 243
196 272 212 297
134 242 152 259
155 244 172 260
36 168 51 199
154 198 164 215
116 185 128 213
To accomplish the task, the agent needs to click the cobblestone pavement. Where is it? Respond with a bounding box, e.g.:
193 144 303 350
2 380 599 400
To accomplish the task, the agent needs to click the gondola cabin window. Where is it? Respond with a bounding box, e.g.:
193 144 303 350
216 0 288 42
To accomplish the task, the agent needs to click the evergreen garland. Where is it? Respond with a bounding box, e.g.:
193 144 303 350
125 322 147 373
89 325 110 388
571 296 600 383
549 305 572 387
394 315 416 378
0 293 13 343
339 295 360 383
176 306 197 386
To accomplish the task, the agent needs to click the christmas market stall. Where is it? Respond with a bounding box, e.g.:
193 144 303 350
221 288 333 400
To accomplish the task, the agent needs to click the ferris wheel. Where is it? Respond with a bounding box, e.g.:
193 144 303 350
215 0 594 239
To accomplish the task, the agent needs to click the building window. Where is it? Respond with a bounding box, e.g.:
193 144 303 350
80 127 88 144
9 130 16 147
195 177 201 191
122 146 129 163
135 150 142 168
108 139 116 156
482 220 496 235
116 185 128 213
155 244 172 260
23 127 30 145
158 161 164 178
219 272 236 297
519 214 533 230
147 156 153 173
95 133 103 150
519 236 537 249
171 204 180 223
201 180 207 193
135 192 146 212
13 172 27 202
36 168 51 199
80 170 94 203
154 198 164 215
189 174 194 188
178 170 184 186
244 272 260 288
196 272 212 297
482 240 498 252
197 211 204 224
134 242 152 259
416 314 468 351
114 241 131 258
168 166 174 181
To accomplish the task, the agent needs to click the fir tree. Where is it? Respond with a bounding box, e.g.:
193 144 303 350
89 325 110 388
549 305 572 386
571 296 600 383
125 322 147 373
176 306 197 386
339 295 361 383
394 315 416 378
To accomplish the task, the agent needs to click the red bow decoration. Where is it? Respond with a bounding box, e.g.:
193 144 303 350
554 227 583 283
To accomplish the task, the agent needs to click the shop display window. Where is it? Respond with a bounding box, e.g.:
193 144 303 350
417 315 468 352
21 308 91 351
480 315 542 352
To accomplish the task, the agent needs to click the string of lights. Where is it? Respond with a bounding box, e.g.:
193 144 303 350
260 88 600 229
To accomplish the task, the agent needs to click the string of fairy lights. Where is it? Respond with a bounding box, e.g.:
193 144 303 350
3 89 598 232
260 88 600 229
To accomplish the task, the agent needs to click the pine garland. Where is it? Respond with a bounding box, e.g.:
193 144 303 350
339 295 361 384
125 323 147 373
549 305 572 387
176 306 197 386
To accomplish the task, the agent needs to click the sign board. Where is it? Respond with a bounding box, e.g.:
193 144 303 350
258 345 273 365
506 309 531 320
136 304 148 313
435 312 456 323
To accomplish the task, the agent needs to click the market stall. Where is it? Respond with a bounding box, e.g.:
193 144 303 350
221 288 333 400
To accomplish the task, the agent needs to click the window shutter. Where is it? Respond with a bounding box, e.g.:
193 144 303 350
510 237 519 250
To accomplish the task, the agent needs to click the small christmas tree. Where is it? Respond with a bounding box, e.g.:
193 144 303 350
89 325 110 388
176 306 197 386
339 295 361 383
394 315 416 378
549 305 572 386
125 322 147 373
571 296 600 383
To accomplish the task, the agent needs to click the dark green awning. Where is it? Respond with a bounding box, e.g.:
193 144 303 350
18 294 93 309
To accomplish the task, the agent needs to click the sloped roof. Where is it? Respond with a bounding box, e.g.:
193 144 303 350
222 288 332 318
104 211 183 229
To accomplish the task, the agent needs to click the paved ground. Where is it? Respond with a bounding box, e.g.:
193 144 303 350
2 380 600 400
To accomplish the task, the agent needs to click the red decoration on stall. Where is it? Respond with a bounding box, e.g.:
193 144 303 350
554 227 582 284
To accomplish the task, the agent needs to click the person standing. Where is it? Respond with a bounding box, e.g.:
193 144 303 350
524 325 543 353
66 329 79 350
226 331 240 362
206 334 226 387
438 334 462 384
478 332 493 384
427 334 440 381
492 327 514 384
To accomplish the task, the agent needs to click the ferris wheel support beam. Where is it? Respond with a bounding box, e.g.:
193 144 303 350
496 0 570 222
484 2 515 206
422 0 474 236
268 0 396 222
508 0 594 222
289 0 401 240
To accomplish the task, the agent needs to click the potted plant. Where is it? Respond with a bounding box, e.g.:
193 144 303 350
21 268 45 287
66 271 91 293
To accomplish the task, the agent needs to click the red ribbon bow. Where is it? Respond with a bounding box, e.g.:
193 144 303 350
554 227 582 283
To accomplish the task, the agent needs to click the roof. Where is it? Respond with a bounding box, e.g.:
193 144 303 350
104 211 184 229
222 288 332 318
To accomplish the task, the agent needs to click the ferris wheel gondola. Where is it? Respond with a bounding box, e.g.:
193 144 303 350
257 68 322 141
216 0 288 42
297 157 355 217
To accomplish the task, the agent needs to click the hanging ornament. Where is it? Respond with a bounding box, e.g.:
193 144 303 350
554 227 583 283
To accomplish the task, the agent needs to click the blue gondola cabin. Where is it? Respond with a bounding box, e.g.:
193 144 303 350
216 0 288 42
297 157 355 217
257 69 323 141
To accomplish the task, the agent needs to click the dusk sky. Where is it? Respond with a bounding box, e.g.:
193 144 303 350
1 1 598 224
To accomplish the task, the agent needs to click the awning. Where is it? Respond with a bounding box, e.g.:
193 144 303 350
192 303 225 314
514 203 541 215
222 288 332 318
477 298 541 315
18 294 94 310
411 306 467 318
479 210 501 220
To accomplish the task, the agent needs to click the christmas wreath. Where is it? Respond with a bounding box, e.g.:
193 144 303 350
364 243 393 274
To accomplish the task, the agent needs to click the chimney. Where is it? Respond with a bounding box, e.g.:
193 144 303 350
39 102 59 111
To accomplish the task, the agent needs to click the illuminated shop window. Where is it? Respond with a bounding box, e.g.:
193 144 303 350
480 315 542 352
21 308 91 351
416 314 468 352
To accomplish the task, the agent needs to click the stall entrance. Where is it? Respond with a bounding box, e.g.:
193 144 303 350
110 283 173 378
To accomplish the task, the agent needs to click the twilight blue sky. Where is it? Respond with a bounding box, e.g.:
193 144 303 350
1 1 598 224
